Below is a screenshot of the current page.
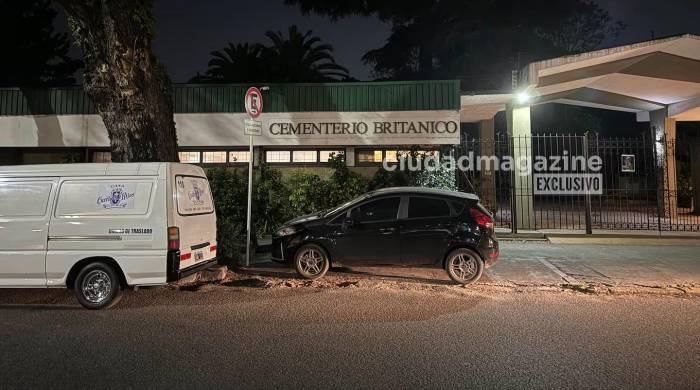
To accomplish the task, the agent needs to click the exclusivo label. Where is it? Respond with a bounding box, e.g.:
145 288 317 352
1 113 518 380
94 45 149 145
533 173 603 195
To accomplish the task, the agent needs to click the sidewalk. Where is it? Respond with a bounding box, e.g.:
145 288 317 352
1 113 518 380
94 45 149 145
229 241 700 294
496 228 700 246
490 241 700 288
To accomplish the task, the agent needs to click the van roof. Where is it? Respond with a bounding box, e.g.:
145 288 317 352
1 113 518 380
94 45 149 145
0 163 170 177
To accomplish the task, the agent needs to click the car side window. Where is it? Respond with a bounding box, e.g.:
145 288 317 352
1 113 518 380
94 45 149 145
350 197 400 223
328 213 346 225
407 197 451 219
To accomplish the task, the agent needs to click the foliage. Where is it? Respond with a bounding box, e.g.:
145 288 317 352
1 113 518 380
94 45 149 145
367 167 410 190
325 153 367 207
287 173 328 216
414 162 457 191
369 148 456 191
0 0 82 86
252 163 292 237
287 154 366 216
194 43 266 83
263 25 350 82
206 168 248 261
195 24 349 83
286 0 623 85
206 154 368 261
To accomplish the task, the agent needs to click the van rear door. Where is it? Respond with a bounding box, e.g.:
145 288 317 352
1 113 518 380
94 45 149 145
0 179 56 287
170 165 217 271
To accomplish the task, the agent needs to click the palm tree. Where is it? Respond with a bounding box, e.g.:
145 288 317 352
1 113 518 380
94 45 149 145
263 25 349 82
195 42 266 83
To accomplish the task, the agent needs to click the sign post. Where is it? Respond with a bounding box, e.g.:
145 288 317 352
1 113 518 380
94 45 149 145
244 87 263 267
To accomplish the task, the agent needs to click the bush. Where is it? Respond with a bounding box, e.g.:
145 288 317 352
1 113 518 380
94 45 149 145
287 173 328 216
286 154 367 216
253 163 292 237
325 153 366 207
206 168 247 261
206 154 368 262
368 148 457 191
414 160 457 191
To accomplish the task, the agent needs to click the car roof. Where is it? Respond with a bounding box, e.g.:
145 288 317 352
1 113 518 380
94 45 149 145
367 187 479 201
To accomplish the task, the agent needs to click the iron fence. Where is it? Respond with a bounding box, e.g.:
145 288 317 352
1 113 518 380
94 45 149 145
456 132 700 232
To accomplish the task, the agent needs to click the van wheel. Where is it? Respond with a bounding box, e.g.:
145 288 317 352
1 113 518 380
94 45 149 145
294 244 330 280
73 262 123 310
445 248 484 285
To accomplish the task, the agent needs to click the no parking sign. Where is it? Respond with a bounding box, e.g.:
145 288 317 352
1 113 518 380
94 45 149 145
244 87 263 119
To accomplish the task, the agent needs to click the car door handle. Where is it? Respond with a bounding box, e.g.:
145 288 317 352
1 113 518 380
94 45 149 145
378 227 395 234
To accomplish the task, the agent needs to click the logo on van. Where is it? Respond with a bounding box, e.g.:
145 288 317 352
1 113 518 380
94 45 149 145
188 182 206 206
97 184 136 209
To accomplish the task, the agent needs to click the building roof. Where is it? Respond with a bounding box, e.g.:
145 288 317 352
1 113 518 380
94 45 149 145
0 80 460 116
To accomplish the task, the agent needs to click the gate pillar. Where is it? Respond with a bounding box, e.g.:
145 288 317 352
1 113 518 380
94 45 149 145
478 118 497 211
650 108 678 218
506 104 535 230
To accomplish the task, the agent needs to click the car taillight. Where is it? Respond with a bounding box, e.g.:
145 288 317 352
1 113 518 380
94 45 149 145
168 226 180 250
470 208 494 230
210 244 217 253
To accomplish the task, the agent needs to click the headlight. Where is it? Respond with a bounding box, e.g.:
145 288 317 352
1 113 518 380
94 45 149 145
275 226 298 236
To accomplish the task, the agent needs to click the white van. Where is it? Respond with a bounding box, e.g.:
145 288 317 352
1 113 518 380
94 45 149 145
0 163 217 309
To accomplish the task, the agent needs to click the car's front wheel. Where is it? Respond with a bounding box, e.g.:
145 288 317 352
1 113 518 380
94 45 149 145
294 244 330 280
445 248 484 285
73 262 123 310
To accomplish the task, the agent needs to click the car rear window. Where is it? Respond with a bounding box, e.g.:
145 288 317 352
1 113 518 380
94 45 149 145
450 200 466 215
407 197 451 219
175 175 214 216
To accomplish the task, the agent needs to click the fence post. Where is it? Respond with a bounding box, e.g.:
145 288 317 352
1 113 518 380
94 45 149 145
583 132 593 234
651 127 663 233
509 135 518 234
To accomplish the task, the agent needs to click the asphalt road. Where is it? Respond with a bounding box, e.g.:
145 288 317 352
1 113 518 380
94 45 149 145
1 285 699 389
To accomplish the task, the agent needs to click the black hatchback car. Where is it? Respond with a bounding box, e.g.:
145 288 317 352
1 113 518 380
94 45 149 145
272 187 499 284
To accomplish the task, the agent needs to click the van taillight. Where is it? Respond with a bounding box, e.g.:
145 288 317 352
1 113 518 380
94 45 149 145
470 208 494 230
168 227 180 250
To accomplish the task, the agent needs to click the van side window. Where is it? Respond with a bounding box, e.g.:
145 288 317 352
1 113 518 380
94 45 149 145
56 180 153 217
0 182 52 216
407 197 451 219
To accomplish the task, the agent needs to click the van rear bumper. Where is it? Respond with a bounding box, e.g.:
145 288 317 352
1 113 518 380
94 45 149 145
166 250 219 282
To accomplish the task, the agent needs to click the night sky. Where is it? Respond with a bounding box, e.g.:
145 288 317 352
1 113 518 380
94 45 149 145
57 0 700 82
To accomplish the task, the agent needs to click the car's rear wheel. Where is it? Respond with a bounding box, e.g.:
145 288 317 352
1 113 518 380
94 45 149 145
445 248 484 285
294 244 330 280
73 262 123 310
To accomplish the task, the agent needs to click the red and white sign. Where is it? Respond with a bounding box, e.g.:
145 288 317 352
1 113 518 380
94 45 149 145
244 87 263 119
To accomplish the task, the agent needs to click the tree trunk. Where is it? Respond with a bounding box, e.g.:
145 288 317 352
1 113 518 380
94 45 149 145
57 0 178 162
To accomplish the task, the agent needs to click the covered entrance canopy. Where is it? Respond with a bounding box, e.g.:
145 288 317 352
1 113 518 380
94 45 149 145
459 34 700 122
523 33 700 121
459 34 700 231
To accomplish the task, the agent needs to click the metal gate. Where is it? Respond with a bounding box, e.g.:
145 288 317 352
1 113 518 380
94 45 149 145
457 132 700 232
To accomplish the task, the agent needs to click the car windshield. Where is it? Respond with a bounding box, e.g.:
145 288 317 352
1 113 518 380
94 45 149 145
321 192 374 217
